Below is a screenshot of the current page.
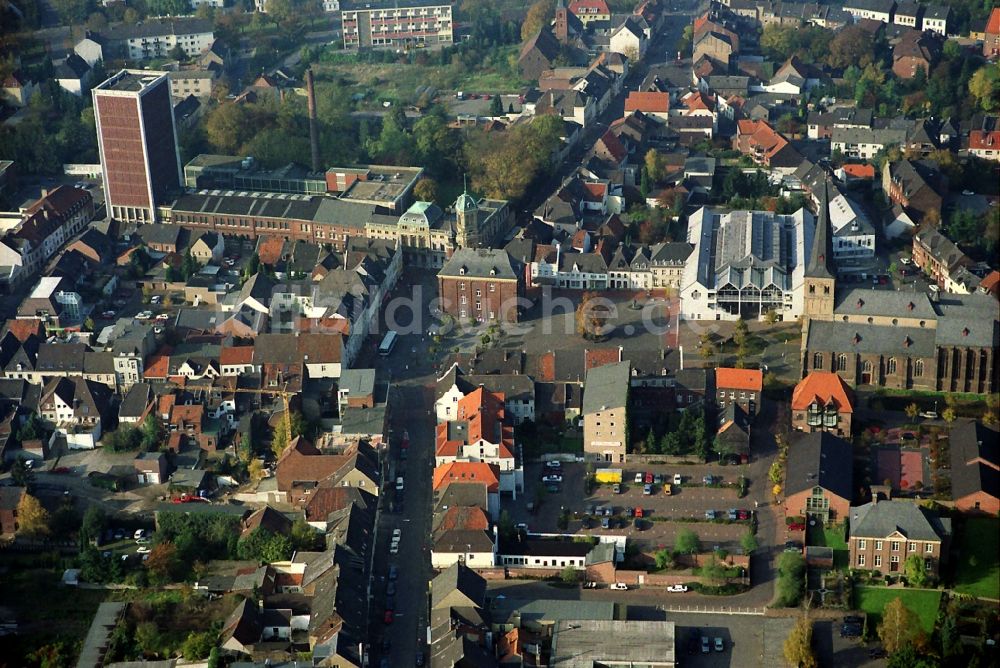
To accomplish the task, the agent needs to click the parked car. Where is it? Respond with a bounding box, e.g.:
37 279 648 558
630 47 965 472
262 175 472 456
703 475 716 485
384 610 394 625
515 522 528 532
135 537 150 545
714 637 725 652
737 509 750 520
612 483 621 494
134 530 145 540
643 484 652 495
391 529 401 541
634 472 643 483
545 460 562 470
701 637 710 653
705 510 717 520
609 582 628 590
136 546 151 554
919 410 939 419
666 584 688 593
644 472 653 484
603 507 613 517
101 310 116 319
601 516 610 529
784 541 803 552
541 474 563 483
396 477 404 491
788 522 806 531
673 473 682 485
840 624 862 638
388 565 398 581
728 508 738 521
663 483 672 496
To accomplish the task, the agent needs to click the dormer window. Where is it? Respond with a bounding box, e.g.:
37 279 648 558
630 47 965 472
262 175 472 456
459 266 466 276
490 268 496 276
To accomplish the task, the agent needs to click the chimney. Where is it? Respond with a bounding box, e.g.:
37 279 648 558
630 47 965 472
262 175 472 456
305 69 320 173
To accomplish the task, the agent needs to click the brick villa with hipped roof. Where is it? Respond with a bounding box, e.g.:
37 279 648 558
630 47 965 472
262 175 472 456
791 371 855 437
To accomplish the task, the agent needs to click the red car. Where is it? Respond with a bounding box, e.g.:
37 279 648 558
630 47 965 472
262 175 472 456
634 507 644 518
384 609 394 625
644 472 653 484
737 509 750 520
788 522 806 532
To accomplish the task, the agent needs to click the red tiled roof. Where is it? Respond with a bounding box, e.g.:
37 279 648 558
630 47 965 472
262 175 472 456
304 486 367 521
433 462 500 492
582 182 607 201
536 351 556 382
4 319 44 342
969 130 1000 151
170 404 205 428
842 164 875 179
791 371 855 412
624 91 669 114
220 345 255 366
436 505 490 532
144 346 173 379
988 8 1000 35
597 130 628 163
979 270 1000 296
585 348 620 371
568 0 610 13
256 237 285 266
716 367 763 392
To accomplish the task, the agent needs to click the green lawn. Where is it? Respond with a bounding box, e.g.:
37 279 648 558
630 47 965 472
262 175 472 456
855 586 942 634
809 524 850 570
953 517 1000 599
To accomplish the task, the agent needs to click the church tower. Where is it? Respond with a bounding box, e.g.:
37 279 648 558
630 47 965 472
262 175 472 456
554 0 570 44
802 180 836 321
454 182 480 249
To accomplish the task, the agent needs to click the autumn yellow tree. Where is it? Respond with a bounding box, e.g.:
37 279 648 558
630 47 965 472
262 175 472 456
878 597 922 655
783 616 817 668
16 493 49 538
521 0 556 41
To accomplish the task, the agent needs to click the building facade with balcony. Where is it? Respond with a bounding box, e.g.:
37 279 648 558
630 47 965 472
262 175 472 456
791 370 855 437
342 4 453 49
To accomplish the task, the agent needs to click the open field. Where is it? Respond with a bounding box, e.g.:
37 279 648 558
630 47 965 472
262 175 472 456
855 586 941 634
953 517 1000 599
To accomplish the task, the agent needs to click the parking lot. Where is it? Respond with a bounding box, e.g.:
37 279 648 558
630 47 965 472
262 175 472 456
509 462 755 551
656 612 795 668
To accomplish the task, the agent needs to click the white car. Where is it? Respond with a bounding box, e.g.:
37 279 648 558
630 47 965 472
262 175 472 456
609 582 629 591
673 473 682 485
634 472 643 483
392 529 401 541
150 295 162 304
390 542 399 554
135 311 153 320
395 477 404 491
541 474 563 484
666 584 689 593
155 313 170 321
136 546 151 554
134 529 145 540
545 461 562 470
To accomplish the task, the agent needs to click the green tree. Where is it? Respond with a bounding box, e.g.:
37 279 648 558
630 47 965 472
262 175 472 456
205 103 251 154
135 621 162 658
774 551 806 607
740 530 758 555
181 631 215 660
51 505 81 538
11 457 34 487
413 177 439 203
654 548 675 570
291 518 322 551
903 553 928 587
238 528 294 563
783 616 818 668
905 403 920 419
878 597 922 655
969 64 1000 112
140 414 164 451
81 506 107 545
52 0 91 24
17 493 50 537
16 412 43 441
675 528 700 554
644 149 664 183
498 510 516 543
145 541 180 583
560 565 579 584
699 554 727 584
490 94 504 116
942 407 957 424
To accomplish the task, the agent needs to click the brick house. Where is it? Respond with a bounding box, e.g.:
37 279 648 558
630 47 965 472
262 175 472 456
0 487 25 535
881 159 946 224
168 403 219 452
949 420 999 515
134 451 168 484
583 361 630 463
848 499 951 577
715 367 762 417
985 8 1000 58
437 248 524 325
912 226 969 290
891 30 941 80
784 432 853 524
791 371 855 437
